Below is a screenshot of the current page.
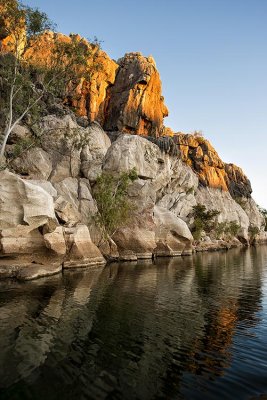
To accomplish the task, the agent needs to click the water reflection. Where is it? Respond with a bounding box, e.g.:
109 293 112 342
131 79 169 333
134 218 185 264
0 247 267 399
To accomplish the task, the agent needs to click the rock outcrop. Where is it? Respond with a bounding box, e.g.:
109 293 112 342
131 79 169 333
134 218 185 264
102 134 195 259
0 171 105 280
0 13 266 280
154 206 193 256
23 31 118 124
104 53 168 136
174 133 252 198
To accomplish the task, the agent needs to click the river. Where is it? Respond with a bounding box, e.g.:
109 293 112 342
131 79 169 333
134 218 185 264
0 246 267 400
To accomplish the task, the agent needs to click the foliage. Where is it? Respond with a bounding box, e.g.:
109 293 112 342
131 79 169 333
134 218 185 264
248 225 260 241
215 220 241 239
11 136 38 158
259 207 267 231
0 0 102 162
93 169 138 241
192 130 203 138
191 203 220 240
186 186 194 195
225 221 240 237
215 221 228 238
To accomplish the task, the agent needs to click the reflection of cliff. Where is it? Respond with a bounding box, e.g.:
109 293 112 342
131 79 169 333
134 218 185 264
0 247 266 399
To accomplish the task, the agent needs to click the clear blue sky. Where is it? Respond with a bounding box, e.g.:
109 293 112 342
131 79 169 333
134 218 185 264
25 0 267 208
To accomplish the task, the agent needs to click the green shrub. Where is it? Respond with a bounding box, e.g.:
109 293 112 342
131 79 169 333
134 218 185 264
225 221 240 237
248 225 260 240
259 208 267 231
215 221 228 238
191 203 220 240
93 168 138 241
11 137 38 158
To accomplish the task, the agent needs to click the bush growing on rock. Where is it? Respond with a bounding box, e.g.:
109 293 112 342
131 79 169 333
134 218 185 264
248 225 260 242
226 221 241 237
93 168 138 242
215 220 241 239
259 208 267 231
191 203 220 240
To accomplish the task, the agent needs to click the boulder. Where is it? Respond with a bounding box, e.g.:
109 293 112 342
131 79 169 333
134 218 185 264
0 170 65 280
103 134 161 179
43 226 67 256
0 226 45 255
11 147 52 180
7 124 31 144
0 170 57 231
36 114 81 183
29 180 58 198
53 177 97 225
54 196 81 226
63 225 105 268
154 206 193 256
80 122 111 182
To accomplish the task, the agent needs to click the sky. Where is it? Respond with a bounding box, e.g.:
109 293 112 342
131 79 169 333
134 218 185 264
24 0 267 208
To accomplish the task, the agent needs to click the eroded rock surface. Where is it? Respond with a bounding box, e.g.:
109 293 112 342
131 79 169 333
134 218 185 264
154 206 193 256
23 31 118 123
0 171 106 279
104 53 168 136
175 133 252 198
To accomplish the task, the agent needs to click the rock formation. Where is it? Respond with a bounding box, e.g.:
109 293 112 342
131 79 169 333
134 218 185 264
23 31 118 124
174 133 252 198
0 11 266 280
104 53 168 136
0 170 105 280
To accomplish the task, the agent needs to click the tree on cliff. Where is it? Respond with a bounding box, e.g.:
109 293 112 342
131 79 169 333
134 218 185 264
0 0 101 162
93 169 138 243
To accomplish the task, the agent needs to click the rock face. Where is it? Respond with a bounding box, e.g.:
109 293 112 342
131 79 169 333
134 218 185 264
1 16 266 279
63 225 105 268
102 135 196 259
80 122 111 182
154 206 193 256
225 163 252 198
195 187 250 242
175 133 252 198
104 53 168 136
10 115 111 185
0 170 57 232
23 31 118 124
0 171 105 279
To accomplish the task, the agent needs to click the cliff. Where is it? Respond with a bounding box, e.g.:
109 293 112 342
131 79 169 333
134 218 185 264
0 19 266 280
174 133 252 198
104 52 168 136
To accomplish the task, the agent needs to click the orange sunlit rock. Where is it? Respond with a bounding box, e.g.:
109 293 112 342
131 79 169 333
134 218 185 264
174 133 252 196
104 52 168 136
23 31 118 125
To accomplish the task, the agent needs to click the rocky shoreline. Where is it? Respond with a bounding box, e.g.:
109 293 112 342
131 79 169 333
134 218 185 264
0 117 266 281
1 31 266 280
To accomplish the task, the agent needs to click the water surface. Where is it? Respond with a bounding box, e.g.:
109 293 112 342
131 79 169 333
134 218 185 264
1 247 267 400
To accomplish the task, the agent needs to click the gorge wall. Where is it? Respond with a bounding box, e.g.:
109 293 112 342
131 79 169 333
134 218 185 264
0 28 266 280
